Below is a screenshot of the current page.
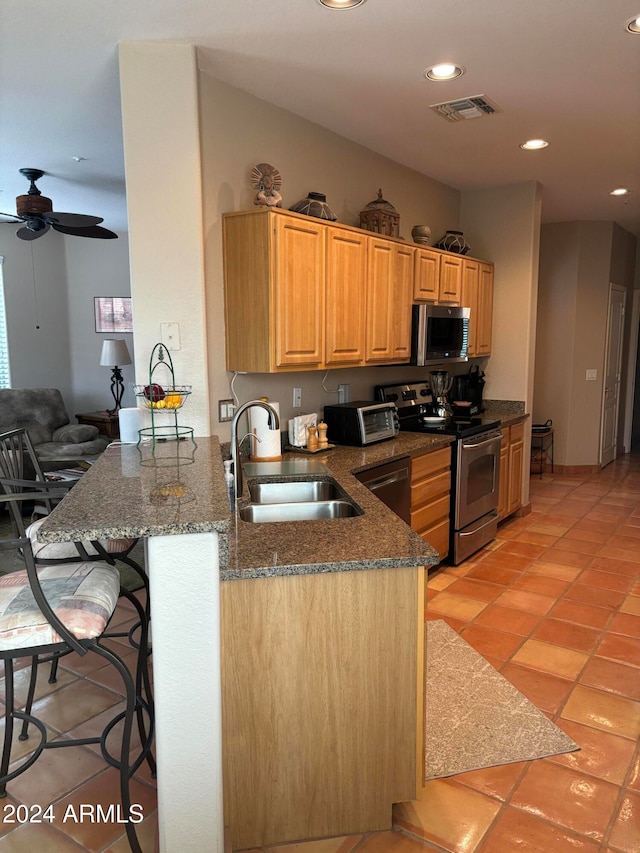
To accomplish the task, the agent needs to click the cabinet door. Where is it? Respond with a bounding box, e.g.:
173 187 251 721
497 430 509 520
476 263 494 356
274 215 325 368
413 248 441 301
325 230 366 366
439 254 463 304
366 239 413 363
392 244 415 361
461 259 480 356
507 422 524 514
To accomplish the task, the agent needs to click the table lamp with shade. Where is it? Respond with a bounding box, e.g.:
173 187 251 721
100 339 132 414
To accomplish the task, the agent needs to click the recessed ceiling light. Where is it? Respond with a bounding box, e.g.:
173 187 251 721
626 15 640 33
520 139 549 150
317 0 366 8
610 187 631 196
425 63 465 81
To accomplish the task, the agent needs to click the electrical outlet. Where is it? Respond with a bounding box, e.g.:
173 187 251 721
338 383 351 403
293 387 302 408
218 399 236 422
586 369 597 381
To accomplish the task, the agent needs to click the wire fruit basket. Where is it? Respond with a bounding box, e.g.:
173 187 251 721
134 343 195 450
134 384 192 410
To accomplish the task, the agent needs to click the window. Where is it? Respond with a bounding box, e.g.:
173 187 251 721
0 257 10 388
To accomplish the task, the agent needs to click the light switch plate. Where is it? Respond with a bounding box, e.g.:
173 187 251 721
586 369 597 381
161 322 181 351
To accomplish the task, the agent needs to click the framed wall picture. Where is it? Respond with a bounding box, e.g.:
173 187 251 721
94 297 133 333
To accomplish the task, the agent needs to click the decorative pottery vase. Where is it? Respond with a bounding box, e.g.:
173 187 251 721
289 192 337 221
411 225 431 245
434 230 470 255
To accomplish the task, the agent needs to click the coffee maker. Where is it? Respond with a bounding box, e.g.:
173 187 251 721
430 370 453 417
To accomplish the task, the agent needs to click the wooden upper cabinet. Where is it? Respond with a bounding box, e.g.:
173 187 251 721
476 263 494 357
273 215 325 368
325 229 366 367
223 210 325 373
392 244 415 361
413 248 441 301
462 258 494 358
461 258 480 356
366 238 414 363
438 254 463 305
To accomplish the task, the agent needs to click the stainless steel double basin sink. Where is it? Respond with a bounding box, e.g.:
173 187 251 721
239 478 362 523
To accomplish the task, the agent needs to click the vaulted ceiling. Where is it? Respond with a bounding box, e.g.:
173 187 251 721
1 0 639 238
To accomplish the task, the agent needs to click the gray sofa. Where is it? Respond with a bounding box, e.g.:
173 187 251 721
0 388 109 465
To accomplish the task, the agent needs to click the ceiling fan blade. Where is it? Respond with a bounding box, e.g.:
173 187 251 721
44 211 103 227
0 212 23 223
17 224 50 241
51 223 118 240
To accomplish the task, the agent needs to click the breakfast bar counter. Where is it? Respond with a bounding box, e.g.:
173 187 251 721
37 437 230 853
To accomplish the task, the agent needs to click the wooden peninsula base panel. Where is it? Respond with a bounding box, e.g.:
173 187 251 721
221 565 425 850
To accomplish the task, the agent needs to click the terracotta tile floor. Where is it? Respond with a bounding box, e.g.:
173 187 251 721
1 457 640 852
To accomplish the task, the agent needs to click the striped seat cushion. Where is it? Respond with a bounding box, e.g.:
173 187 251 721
0 562 120 651
28 518 136 560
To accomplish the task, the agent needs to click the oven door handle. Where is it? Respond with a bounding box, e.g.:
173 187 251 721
461 432 502 450
365 468 410 491
458 511 499 537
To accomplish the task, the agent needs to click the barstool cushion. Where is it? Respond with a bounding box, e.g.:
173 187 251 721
27 518 136 560
0 562 120 651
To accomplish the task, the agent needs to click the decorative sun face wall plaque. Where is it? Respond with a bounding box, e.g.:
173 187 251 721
251 163 283 208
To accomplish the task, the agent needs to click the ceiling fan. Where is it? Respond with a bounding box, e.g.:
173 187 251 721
0 168 118 241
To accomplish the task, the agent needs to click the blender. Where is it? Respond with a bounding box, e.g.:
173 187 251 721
430 370 453 417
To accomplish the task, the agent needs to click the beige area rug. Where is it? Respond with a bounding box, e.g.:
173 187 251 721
425 620 579 780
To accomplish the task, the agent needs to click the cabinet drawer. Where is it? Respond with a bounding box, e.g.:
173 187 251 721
419 519 449 562
411 447 451 482
411 470 450 508
411 493 450 533
510 420 525 443
501 427 509 448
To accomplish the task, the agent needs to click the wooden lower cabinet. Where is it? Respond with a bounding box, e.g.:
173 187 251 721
410 447 451 562
498 420 525 520
221 566 424 850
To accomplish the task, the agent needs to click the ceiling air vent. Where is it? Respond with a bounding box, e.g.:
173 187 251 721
430 95 499 122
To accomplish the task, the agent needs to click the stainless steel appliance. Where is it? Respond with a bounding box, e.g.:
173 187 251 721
375 381 501 564
430 370 453 417
410 304 470 366
355 457 411 524
323 401 399 447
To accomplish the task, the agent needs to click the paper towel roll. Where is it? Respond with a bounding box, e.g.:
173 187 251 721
248 400 282 461
119 407 143 444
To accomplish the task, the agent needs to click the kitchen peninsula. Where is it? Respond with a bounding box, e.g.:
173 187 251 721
36 434 441 851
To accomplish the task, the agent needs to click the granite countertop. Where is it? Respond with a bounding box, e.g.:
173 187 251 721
224 432 452 580
36 437 231 543
36 407 529 583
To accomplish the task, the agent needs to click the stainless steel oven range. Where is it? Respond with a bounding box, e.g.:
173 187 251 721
375 381 501 565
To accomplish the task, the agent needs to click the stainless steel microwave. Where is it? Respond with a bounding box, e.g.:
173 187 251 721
411 304 470 366
323 401 398 446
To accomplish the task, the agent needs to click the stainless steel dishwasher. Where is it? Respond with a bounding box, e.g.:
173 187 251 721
355 456 411 525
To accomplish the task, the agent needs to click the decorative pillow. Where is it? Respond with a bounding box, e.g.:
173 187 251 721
52 424 99 444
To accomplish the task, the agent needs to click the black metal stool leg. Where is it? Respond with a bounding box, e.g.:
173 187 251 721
0 659 15 796
19 656 39 741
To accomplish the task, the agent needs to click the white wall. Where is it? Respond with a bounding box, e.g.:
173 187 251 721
119 42 211 437
535 221 638 467
1 213 133 417
63 234 135 413
461 182 542 506
198 66 461 437
1 228 73 402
